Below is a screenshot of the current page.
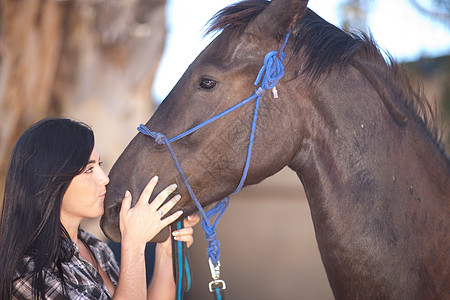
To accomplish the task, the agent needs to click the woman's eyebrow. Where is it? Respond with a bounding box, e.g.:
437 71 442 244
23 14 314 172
87 156 101 165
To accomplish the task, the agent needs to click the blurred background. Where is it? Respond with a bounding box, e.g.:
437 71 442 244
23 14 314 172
0 0 449 299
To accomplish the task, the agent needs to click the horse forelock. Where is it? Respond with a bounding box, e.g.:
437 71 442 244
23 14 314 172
205 0 269 37
204 0 448 158
204 0 270 59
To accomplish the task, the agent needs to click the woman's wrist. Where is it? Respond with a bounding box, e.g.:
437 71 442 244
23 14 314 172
147 242 175 300
155 242 173 261
114 239 147 299
121 237 147 256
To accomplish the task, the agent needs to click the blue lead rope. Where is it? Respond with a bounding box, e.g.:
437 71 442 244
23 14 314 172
138 30 290 298
172 221 191 300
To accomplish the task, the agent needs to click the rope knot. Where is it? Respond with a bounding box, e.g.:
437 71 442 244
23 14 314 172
254 51 286 92
155 133 167 145
205 233 221 265
137 125 168 145
253 29 290 98
255 87 266 97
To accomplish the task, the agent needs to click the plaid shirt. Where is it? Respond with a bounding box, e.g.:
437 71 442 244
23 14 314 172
12 229 120 300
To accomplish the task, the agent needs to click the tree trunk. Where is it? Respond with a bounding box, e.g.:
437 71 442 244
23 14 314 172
0 0 166 209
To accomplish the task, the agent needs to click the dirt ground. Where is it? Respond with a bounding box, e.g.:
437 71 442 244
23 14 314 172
184 167 334 300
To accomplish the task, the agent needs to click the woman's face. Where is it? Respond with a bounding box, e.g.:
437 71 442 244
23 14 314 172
61 147 110 222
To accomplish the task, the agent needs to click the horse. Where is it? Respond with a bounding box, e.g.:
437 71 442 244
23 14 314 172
100 0 450 298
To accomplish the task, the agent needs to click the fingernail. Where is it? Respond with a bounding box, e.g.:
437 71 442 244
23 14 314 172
172 231 179 236
151 176 159 182
172 194 181 202
173 236 179 241
125 190 131 197
169 183 177 190
177 210 183 216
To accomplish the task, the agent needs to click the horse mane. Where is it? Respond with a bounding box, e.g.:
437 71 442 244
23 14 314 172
206 0 447 156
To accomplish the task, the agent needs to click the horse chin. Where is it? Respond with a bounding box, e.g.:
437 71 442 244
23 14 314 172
100 215 121 243
150 226 170 243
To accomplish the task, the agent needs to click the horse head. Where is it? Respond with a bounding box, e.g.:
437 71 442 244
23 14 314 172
100 0 309 243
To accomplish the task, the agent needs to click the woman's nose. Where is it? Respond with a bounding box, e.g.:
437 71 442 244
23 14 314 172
100 169 110 185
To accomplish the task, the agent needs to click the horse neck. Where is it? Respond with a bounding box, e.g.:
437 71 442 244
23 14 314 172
287 62 450 298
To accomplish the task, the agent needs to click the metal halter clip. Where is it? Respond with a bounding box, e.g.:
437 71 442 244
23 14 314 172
208 258 221 280
208 258 226 292
209 279 226 293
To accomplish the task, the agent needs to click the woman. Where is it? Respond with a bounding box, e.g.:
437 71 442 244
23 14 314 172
0 117 199 299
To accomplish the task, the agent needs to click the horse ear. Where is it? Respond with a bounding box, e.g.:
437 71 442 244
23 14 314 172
249 0 308 36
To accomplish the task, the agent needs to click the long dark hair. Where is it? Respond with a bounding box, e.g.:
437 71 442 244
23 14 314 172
0 117 95 300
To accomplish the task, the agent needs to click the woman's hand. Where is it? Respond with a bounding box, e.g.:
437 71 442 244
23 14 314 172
174 214 200 247
115 176 183 300
157 214 201 259
119 176 183 247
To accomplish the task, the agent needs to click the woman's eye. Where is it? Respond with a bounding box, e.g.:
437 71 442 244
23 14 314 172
84 166 94 174
199 79 216 89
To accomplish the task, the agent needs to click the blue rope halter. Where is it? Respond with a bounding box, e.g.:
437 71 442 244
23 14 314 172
138 29 290 274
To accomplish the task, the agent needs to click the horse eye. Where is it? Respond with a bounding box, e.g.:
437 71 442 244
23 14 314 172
199 79 217 89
